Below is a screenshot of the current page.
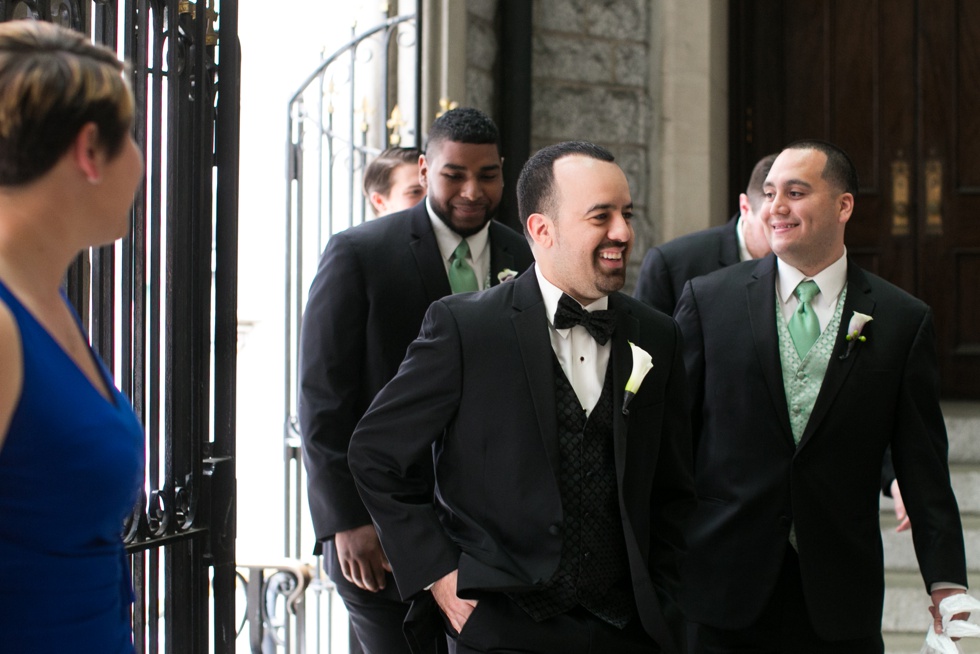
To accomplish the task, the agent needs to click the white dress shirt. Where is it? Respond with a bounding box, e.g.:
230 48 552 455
427 198 491 290
534 266 611 416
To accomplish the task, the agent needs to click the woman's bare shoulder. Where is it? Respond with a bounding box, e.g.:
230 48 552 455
0 297 23 452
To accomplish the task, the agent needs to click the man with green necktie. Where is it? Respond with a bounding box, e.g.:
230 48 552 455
299 107 532 654
673 140 967 653
787 279 820 357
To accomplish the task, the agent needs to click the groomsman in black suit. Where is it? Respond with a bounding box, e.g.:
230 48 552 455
635 154 908 525
634 153 776 315
349 141 696 653
674 140 967 653
298 107 533 654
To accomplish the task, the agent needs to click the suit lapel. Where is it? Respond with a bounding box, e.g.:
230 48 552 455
511 270 561 477
747 256 795 447
798 263 876 450
610 295 638 484
408 204 452 300
487 222 518 287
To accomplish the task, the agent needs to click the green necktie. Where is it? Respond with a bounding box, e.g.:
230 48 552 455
448 240 479 293
788 280 820 358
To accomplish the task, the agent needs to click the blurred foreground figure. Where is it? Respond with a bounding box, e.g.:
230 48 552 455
0 20 145 654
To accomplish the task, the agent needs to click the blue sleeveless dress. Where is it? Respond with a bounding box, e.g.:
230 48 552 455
0 279 144 653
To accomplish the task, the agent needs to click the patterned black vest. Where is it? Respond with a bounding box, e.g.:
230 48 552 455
509 356 635 627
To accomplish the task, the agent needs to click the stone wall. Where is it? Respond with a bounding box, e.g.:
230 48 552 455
463 0 656 287
461 0 726 289
529 0 654 286
466 0 498 113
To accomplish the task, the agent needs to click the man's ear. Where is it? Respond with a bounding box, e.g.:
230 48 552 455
418 154 429 188
369 191 386 215
738 192 751 218
71 122 103 184
526 212 553 248
838 192 854 225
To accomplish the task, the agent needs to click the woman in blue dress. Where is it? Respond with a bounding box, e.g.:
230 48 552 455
0 20 145 653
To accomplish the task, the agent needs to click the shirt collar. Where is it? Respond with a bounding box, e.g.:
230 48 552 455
426 197 490 263
776 249 849 308
735 216 752 263
534 265 610 339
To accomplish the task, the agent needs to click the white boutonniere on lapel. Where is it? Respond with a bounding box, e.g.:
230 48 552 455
839 311 873 360
623 341 654 416
496 268 518 284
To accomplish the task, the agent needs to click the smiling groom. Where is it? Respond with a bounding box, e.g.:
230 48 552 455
349 141 696 654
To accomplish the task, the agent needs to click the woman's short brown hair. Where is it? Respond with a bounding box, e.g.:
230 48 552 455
0 20 134 186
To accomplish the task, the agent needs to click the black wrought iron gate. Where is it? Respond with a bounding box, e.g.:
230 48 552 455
3 1 241 651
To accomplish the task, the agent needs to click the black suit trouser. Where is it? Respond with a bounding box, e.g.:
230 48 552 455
691 545 883 654
445 592 660 654
325 543 445 654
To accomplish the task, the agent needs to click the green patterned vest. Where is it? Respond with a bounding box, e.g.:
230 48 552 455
777 284 847 548
776 284 847 550
777 284 847 444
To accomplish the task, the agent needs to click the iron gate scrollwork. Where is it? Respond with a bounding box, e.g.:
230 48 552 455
8 1 241 651
0 0 82 25
279 7 421 652
285 10 422 564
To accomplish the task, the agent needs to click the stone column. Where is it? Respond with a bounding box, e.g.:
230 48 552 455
658 0 729 242
420 0 468 137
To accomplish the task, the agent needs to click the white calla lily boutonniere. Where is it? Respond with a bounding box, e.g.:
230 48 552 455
497 268 518 284
623 341 654 416
839 311 873 360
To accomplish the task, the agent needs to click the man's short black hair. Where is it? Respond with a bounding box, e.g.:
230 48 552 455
745 153 779 211
783 139 859 196
516 141 616 238
424 107 500 154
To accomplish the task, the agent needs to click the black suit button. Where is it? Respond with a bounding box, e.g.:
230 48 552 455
549 524 561 536
778 515 791 526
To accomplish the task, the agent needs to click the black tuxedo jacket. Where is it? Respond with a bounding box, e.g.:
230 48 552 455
635 218 897 495
298 201 533 548
673 254 967 640
634 216 739 315
348 269 696 652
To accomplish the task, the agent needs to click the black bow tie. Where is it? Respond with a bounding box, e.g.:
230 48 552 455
553 293 617 345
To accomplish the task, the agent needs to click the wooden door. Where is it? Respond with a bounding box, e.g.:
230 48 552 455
730 0 980 398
